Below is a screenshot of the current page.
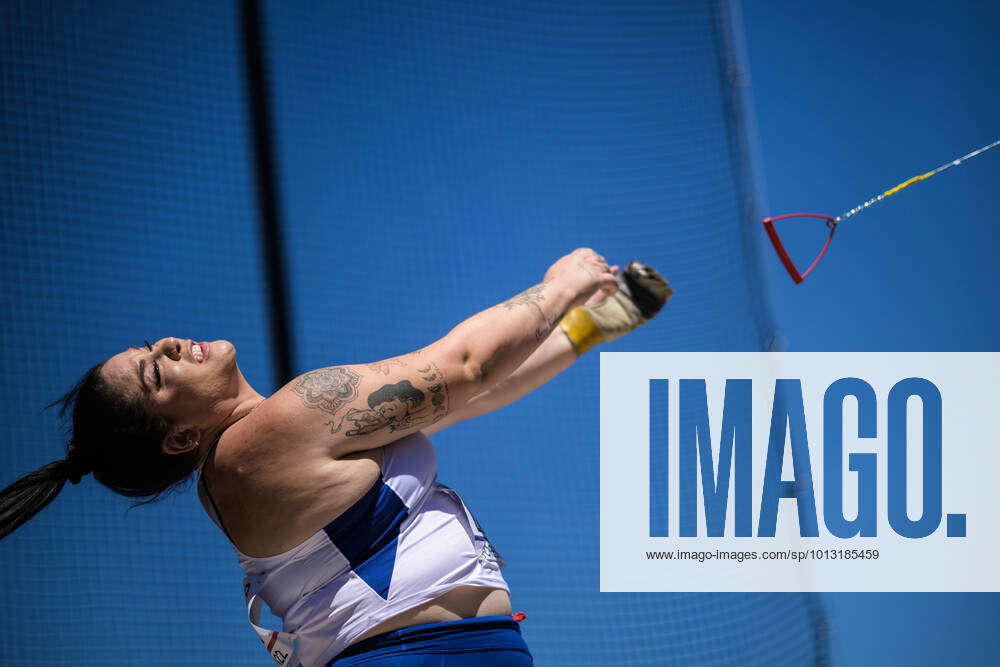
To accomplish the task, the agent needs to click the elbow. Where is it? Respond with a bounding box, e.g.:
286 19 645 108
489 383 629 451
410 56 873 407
461 354 487 389
438 336 492 391
456 344 499 391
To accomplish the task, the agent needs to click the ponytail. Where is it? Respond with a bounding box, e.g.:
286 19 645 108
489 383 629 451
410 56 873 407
0 459 74 540
1 357 190 540
0 367 100 540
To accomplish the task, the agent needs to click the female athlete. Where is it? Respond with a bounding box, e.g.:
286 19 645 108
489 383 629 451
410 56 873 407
0 248 671 666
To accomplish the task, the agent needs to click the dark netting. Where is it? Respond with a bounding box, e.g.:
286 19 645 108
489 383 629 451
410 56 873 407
0 0 826 664
264 1 824 665
0 0 272 663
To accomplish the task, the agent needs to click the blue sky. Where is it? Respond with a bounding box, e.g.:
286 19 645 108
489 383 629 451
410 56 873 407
745 0 999 353
742 0 999 663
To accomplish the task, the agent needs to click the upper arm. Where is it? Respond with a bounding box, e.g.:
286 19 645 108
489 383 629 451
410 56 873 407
268 341 481 458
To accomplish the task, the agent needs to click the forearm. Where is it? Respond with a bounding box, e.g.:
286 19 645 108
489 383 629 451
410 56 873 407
421 328 578 435
422 259 673 436
444 280 582 390
467 327 578 415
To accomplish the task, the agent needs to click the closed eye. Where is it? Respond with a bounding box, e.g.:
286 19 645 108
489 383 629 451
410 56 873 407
144 340 162 389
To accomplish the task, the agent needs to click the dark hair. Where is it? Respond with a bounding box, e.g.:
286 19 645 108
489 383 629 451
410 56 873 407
367 380 425 409
0 362 199 540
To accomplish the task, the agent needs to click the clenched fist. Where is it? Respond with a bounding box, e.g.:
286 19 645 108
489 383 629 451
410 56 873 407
543 248 620 308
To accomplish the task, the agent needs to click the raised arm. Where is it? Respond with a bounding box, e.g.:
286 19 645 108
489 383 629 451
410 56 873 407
422 260 673 435
266 248 618 458
421 326 578 436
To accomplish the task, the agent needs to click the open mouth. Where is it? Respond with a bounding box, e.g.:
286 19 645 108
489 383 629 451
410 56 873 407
191 340 210 363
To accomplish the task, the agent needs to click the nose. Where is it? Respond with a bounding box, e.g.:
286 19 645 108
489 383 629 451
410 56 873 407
154 337 184 362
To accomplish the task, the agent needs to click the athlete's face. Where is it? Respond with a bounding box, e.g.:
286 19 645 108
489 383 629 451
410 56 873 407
101 338 241 432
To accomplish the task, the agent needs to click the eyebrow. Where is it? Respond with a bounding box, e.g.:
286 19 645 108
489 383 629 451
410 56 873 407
136 357 150 395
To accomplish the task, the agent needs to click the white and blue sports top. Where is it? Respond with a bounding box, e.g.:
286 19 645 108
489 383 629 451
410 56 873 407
196 431 508 667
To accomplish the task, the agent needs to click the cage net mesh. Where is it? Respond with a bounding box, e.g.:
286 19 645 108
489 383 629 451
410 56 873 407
0 1 825 664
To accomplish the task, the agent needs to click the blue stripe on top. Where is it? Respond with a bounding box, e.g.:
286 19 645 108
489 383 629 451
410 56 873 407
323 476 409 599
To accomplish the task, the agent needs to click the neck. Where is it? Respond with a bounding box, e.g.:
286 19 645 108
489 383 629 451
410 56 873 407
194 387 266 470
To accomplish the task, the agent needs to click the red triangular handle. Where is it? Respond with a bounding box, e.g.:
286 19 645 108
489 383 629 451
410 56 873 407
762 213 837 284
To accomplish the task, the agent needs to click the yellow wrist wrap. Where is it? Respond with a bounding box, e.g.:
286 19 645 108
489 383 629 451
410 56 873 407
559 306 606 355
558 260 674 356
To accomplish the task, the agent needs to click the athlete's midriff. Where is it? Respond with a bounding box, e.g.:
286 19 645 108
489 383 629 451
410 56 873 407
352 586 512 643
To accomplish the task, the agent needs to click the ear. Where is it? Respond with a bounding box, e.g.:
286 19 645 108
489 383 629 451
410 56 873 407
161 428 201 456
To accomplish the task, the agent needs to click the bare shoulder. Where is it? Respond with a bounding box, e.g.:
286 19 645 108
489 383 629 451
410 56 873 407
201 346 475 556
265 343 478 459
206 399 385 557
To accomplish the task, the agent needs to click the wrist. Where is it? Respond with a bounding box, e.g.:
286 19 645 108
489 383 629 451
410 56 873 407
548 276 595 311
558 306 605 355
558 261 674 355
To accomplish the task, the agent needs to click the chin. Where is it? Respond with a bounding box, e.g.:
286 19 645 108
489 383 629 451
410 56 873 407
213 340 244 390
195 339 236 369
214 339 236 363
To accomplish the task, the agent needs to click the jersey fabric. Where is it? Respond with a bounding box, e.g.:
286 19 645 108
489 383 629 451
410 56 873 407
196 431 509 667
